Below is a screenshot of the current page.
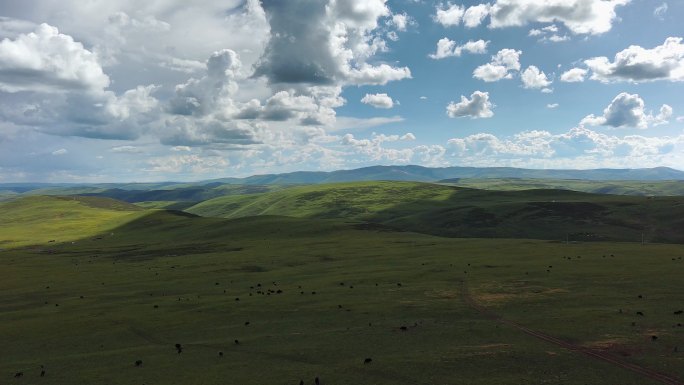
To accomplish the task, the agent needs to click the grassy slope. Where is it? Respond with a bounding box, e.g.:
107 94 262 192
1 204 683 384
186 181 454 219
442 178 684 196
186 181 684 243
0 196 146 248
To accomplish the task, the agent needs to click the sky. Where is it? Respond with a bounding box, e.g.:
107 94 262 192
0 0 682 182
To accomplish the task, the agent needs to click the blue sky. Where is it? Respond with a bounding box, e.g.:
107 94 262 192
0 0 682 182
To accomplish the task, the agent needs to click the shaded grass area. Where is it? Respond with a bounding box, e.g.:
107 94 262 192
1 206 683 384
440 178 684 196
185 181 684 243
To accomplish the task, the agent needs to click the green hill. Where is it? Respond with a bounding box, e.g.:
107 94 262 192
186 181 454 219
440 178 684 196
0 196 145 248
186 181 684 243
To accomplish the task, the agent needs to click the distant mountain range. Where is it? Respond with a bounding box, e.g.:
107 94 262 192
211 165 684 185
2 166 683 194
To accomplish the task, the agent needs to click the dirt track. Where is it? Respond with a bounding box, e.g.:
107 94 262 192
460 280 684 385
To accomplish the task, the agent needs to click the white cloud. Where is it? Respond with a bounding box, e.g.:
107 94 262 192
463 4 491 28
546 34 570 43
145 153 229 174
521 65 552 89
106 85 159 120
434 4 465 26
333 115 404 131
473 64 511 82
0 23 110 93
346 64 412 86
581 92 673 129
547 103 559 109
653 104 673 126
430 38 456 59
361 93 395 109
473 48 521 81
560 67 588 82
447 126 684 167
341 132 415 162
446 91 494 119
429 38 489 59
654 3 668 20
169 49 241 116
389 12 414 31
488 0 631 35
52 148 68 156
528 24 570 43
110 145 141 153
584 37 684 83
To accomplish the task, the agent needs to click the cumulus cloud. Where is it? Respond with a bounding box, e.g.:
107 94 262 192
521 65 552 89
429 38 489 59
160 116 260 147
361 93 395 109
528 24 569 43
434 0 629 35
473 49 521 82
463 4 491 28
447 126 684 168
547 103 559 109
341 132 416 162
584 37 684 83
446 91 494 119
434 4 465 26
0 23 110 93
487 0 631 35
145 153 229 174
169 49 241 116
580 92 673 129
107 85 159 120
653 104 673 126
254 0 410 87
560 67 588 82
388 12 414 31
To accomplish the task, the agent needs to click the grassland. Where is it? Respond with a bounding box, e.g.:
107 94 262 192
185 181 684 243
440 178 684 196
1 193 684 384
0 196 145 248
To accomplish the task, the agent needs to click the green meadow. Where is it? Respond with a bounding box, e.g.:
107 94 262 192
1 183 683 384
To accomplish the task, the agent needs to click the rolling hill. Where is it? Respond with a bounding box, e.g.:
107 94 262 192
439 178 684 196
209 165 684 184
186 181 684 243
2 165 683 197
0 195 146 248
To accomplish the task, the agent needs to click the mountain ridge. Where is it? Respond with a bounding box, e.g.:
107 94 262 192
1 165 682 193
